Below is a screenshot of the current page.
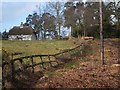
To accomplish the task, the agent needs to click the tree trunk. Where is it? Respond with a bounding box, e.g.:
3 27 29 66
58 22 61 39
57 13 61 40
44 30 46 39
99 0 105 65
116 2 120 64
78 19 81 38
83 26 86 37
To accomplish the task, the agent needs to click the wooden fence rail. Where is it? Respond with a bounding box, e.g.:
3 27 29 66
2 43 84 82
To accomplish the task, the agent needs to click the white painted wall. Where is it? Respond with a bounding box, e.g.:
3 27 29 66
8 35 32 40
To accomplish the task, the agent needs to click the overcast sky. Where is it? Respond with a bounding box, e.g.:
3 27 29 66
1 0 119 32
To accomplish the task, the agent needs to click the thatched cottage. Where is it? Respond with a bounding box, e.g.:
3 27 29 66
8 26 34 40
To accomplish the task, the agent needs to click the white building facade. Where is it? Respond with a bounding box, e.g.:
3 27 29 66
8 35 32 40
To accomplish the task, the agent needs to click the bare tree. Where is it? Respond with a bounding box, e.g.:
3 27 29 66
99 0 104 65
46 1 64 39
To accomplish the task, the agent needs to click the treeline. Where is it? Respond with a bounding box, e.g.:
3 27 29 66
2 1 120 40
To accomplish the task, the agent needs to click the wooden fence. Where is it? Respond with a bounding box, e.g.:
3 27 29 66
2 43 84 82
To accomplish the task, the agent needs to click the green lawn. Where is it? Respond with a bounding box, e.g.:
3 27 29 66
2 40 77 56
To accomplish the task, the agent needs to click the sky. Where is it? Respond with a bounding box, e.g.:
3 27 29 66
0 0 119 32
1 0 78 33
1 0 68 32
1 2 41 32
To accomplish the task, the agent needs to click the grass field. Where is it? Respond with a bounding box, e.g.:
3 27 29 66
2 40 79 71
2 40 77 56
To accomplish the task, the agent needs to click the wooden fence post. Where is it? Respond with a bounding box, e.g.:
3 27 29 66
79 46 82 55
40 56 45 69
61 52 64 58
69 50 73 58
31 56 34 73
48 55 52 67
11 60 15 81
54 55 59 65
72 49 76 56
19 58 23 70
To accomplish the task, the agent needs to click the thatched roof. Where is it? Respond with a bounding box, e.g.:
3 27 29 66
9 26 33 35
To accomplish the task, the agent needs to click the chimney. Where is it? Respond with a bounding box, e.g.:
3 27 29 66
20 22 23 28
